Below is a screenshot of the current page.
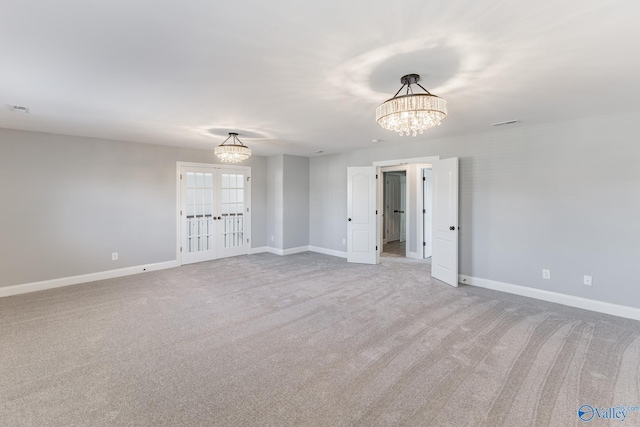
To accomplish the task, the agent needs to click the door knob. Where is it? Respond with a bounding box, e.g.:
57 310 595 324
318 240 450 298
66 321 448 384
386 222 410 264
450 226 456 230
348 218 352 221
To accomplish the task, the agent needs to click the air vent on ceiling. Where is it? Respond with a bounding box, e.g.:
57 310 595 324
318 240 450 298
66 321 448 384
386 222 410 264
7 105 30 114
491 120 518 126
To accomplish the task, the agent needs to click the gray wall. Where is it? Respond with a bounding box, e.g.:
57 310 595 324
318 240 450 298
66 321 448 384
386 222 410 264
266 155 284 250
266 154 310 250
283 155 309 249
0 128 267 287
309 112 640 309
309 153 349 252
5 108 640 311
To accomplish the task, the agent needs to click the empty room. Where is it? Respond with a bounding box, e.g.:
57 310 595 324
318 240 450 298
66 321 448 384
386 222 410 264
1 1 640 426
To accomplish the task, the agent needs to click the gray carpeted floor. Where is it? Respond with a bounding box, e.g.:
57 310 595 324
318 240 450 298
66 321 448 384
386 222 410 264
1 252 639 426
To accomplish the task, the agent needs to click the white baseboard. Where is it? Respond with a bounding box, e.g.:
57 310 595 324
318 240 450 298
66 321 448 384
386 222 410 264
0 260 180 298
459 274 640 322
251 245 347 259
406 251 422 260
282 246 310 256
308 246 347 259
251 246 310 256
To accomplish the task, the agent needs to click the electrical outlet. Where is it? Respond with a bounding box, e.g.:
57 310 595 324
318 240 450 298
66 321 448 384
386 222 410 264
342 238 346 245
112 252 118 261
584 275 593 286
542 269 551 279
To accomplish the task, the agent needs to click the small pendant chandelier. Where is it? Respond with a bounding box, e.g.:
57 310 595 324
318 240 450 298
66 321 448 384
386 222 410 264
214 132 251 163
376 74 447 136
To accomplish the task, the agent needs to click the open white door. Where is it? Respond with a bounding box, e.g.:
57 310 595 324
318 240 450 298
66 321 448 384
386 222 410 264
400 174 406 243
422 168 433 258
431 157 459 287
347 166 378 264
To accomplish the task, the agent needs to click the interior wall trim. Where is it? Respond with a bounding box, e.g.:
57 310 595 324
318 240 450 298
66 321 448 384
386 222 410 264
308 246 348 259
460 274 640 322
251 246 347 258
0 260 180 298
250 246 310 256
282 246 310 256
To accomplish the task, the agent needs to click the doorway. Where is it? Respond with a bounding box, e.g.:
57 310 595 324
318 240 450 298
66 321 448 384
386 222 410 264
347 155 459 287
382 170 407 257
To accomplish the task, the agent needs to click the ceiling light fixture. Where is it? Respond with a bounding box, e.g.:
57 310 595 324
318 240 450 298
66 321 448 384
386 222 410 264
214 132 251 163
376 74 447 136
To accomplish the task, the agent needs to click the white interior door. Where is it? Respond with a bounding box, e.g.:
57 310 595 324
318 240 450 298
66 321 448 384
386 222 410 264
431 158 459 287
400 174 406 243
423 168 433 258
347 166 378 264
218 170 251 259
181 167 217 265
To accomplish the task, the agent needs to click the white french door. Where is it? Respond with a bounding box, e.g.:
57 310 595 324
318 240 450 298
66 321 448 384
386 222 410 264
181 167 216 264
219 171 249 258
180 165 251 265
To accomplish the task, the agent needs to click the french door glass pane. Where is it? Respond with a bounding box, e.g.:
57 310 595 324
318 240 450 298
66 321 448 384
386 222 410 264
221 173 245 249
185 172 215 253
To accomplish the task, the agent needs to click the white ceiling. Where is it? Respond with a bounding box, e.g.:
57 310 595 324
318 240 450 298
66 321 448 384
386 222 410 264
1 0 639 157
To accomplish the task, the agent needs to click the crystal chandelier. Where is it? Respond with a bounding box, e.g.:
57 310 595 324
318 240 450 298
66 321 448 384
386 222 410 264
214 132 251 163
376 74 447 136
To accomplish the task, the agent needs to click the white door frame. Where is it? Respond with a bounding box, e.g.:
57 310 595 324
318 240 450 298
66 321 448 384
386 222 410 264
422 168 433 258
176 161 251 265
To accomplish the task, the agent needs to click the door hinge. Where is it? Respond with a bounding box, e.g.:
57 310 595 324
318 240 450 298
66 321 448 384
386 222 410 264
423 209 426 214
376 245 378 250
247 177 250 182
376 174 378 179
423 242 426 246
423 176 426 181
247 238 249 243
180 246 183 252
375 210 378 215
180 174 182 179
180 210 182 216
247 208 249 212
